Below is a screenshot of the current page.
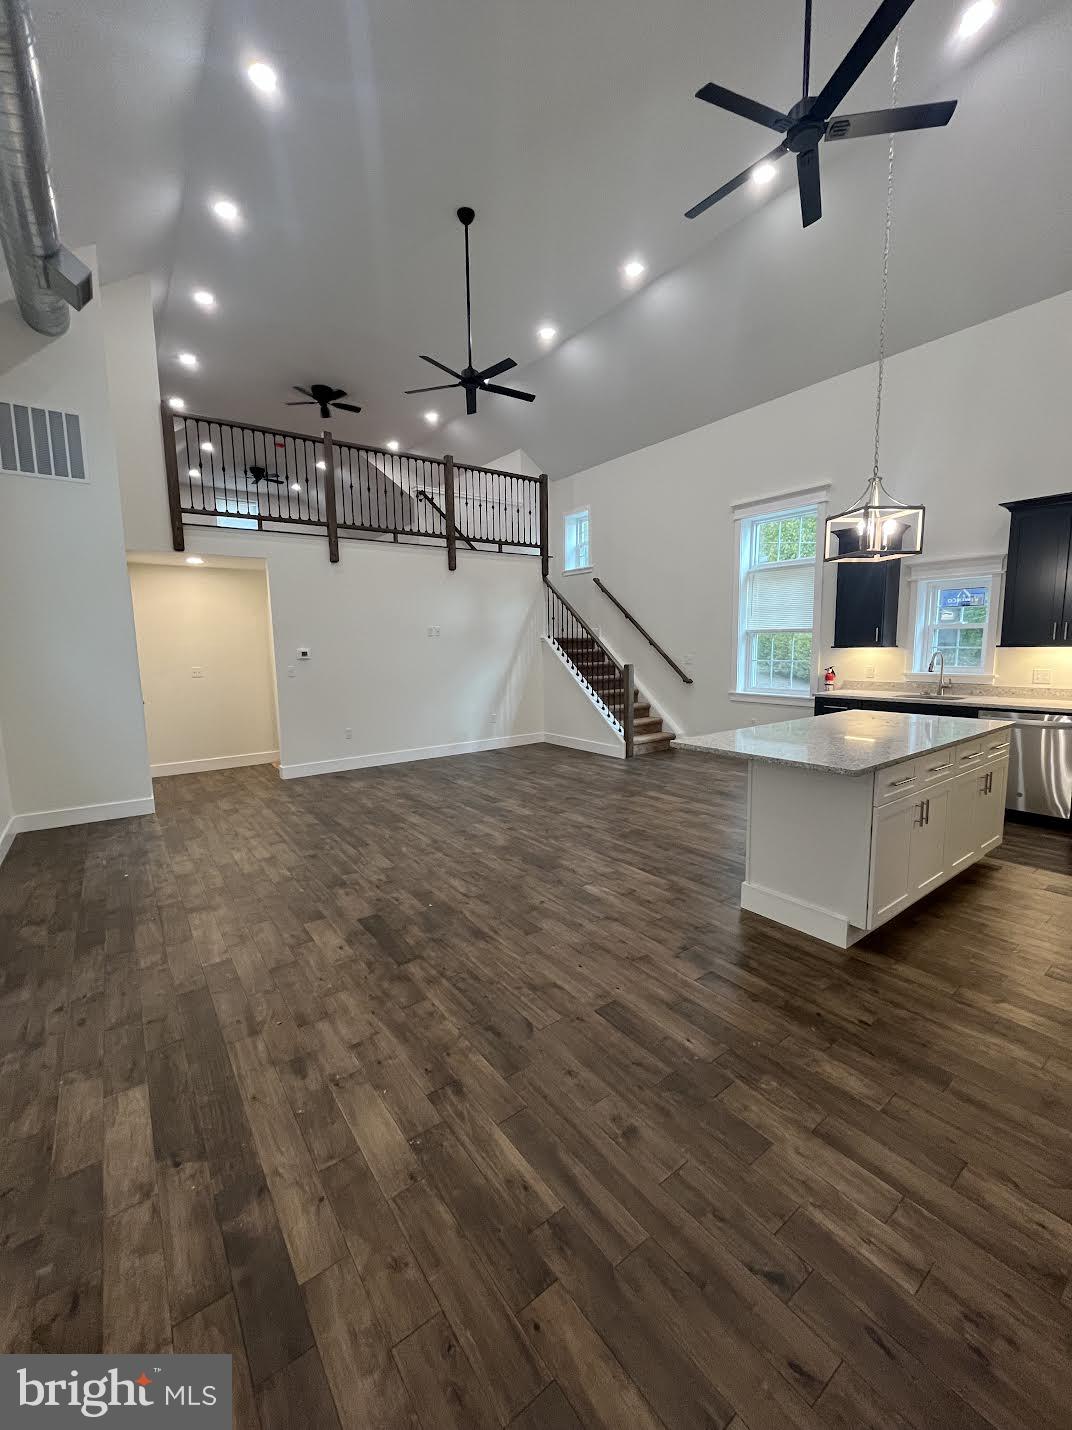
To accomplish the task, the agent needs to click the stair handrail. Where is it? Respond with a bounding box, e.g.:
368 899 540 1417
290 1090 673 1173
593 577 693 685
415 489 476 550
544 578 621 671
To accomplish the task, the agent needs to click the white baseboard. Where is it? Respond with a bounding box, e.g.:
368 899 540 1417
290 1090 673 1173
0 816 14 868
279 733 544 780
543 733 625 760
10 795 156 836
740 880 865 949
151 750 279 777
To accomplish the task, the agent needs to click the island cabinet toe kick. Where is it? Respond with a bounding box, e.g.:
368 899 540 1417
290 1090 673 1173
741 733 1011 949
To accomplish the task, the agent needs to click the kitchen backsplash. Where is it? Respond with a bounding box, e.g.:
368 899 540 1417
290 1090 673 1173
826 678 1072 701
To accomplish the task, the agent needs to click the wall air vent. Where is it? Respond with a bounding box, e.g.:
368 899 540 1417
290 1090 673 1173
0 401 86 481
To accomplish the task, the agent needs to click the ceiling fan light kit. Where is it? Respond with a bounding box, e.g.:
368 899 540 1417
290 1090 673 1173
405 207 536 417
685 0 957 228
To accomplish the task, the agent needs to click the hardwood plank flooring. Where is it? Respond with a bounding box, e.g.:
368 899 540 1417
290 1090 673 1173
1 744 1071 1429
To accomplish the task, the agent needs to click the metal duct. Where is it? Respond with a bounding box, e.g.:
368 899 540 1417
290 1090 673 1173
0 0 91 335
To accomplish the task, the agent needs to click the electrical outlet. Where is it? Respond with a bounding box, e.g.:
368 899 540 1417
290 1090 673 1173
490 711 498 725
864 664 876 680
427 626 441 638
286 664 295 678
344 727 352 740
191 666 203 679
1032 667 1052 685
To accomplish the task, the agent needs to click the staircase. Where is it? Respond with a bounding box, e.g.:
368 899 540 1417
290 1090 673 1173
555 632 676 756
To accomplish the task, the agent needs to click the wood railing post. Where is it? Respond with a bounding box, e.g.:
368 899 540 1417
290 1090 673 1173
623 663 635 759
160 400 185 552
539 473 549 579
321 429 339 563
443 453 458 572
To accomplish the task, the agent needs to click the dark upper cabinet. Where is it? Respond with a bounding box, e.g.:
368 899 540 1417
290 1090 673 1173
832 561 901 648
1000 494 1072 646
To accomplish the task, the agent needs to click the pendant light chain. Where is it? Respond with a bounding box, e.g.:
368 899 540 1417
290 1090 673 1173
872 34 900 484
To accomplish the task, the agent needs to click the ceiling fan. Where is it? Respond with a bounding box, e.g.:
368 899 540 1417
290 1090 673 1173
406 207 535 417
245 464 283 486
287 384 363 420
685 0 957 228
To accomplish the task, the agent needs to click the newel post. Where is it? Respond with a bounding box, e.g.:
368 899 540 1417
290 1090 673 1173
539 473 550 579
443 452 458 572
321 429 339 563
623 663 635 759
160 400 185 552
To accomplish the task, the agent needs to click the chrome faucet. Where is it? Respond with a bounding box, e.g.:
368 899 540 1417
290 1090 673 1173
927 649 950 697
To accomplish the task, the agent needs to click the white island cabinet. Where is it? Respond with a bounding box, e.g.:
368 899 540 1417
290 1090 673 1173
678 710 1012 948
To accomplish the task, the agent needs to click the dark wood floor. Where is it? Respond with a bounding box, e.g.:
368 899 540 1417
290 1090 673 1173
2 745 1071 1430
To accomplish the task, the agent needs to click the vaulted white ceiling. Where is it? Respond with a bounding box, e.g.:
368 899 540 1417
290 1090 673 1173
35 0 1072 475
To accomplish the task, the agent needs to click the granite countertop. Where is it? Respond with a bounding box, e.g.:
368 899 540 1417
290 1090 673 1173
676 709 1014 776
819 686 1072 714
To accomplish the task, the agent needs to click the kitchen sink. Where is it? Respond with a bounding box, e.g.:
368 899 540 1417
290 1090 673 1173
903 693 966 702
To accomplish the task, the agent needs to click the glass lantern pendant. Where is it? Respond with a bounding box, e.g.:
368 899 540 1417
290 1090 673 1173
823 34 925 565
824 475 924 562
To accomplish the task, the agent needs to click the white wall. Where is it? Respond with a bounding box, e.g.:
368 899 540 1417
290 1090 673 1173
129 561 279 775
0 250 153 827
101 274 172 552
542 642 623 758
550 289 1072 735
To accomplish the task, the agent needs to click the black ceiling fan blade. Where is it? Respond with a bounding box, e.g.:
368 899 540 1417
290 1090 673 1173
695 82 791 133
327 387 347 401
685 142 788 220
286 400 317 406
476 357 517 381
482 383 536 402
797 149 822 227
332 402 363 413
825 100 957 141
404 382 461 395
292 385 315 398
420 354 465 381
466 387 478 416
811 0 918 123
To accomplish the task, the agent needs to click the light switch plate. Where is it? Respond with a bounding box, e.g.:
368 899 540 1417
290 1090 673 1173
1032 667 1052 685
191 666 203 679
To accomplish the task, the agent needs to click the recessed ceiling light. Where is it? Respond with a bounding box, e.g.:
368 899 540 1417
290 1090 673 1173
537 324 558 345
178 351 198 369
185 556 204 565
200 440 214 453
187 467 199 479
168 396 185 410
192 289 216 310
315 459 327 471
424 411 439 425
621 257 646 285
210 197 240 225
752 161 778 186
386 440 400 452
957 0 996 37
246 60 278 94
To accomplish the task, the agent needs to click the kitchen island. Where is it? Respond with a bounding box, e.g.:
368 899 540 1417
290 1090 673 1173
679 709 1013 947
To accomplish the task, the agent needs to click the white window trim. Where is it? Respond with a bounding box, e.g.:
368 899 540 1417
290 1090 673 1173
730 489 828 701
904 554 1005 683
562 505 592 576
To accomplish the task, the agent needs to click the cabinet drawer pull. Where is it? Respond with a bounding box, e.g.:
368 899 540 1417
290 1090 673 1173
988 742 1006 754
928 761 953 773
888 774 916 788
1054 622 1059 640
1065 621 1069 641
960 751 981 762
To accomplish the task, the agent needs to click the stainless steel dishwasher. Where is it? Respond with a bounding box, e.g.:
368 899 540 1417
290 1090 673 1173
991 711 1072 819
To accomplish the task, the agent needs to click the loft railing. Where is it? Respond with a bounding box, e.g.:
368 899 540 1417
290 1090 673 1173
161 403 547 570
593 577 694 684
545 578 635 757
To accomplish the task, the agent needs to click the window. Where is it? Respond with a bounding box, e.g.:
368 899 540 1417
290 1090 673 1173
736 506 819 695
563 508 590 573
911 571 997 675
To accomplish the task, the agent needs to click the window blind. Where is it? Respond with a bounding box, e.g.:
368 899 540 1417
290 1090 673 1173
745 561 814 630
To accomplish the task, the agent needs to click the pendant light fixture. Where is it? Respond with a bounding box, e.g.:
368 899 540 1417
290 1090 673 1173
824 35 924 564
